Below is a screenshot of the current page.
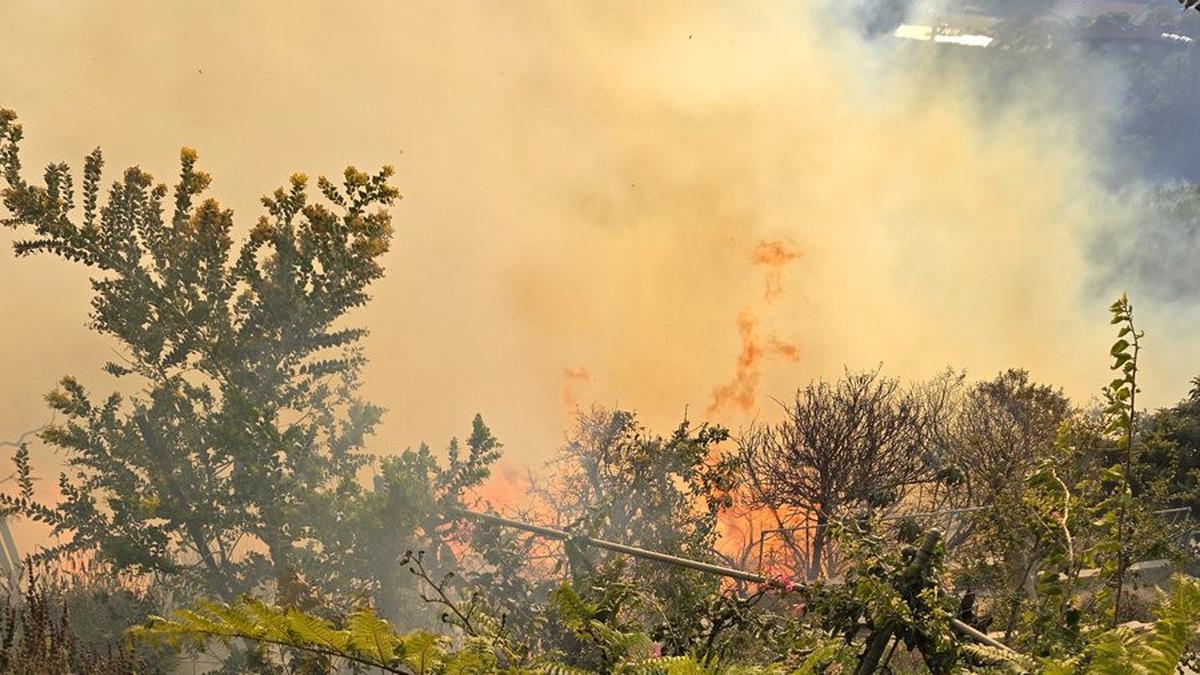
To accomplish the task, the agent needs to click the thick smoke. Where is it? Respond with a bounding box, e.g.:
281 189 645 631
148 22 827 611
502 1 1192 436
0 0 1199 504
1092 186 1200 305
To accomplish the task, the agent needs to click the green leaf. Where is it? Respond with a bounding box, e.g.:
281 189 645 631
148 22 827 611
399 631 445 674
285 608 350 652
347 608 401 665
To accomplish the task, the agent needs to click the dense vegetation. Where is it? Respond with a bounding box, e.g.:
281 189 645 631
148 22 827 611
2 97 1200 674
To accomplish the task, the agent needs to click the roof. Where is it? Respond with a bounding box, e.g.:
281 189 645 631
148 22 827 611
893 0 1199 49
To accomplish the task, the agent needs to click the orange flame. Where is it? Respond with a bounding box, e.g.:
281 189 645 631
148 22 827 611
751 240 801 302
707 240 801 417
707 312 800 416
471 461 530 509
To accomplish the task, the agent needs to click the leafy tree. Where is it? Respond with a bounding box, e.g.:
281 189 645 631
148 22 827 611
295 416 502 622
542 408 736 561
524 408 748 659
994 414 1110 654
1135 375 1200 518
0 108 498 611
1098 295 1148 626
947 370 1070 518
944 370 1073 638
958 298 1182 649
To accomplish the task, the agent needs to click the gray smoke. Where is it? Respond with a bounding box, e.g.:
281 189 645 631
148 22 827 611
856 0 917 37
858 0 1200 303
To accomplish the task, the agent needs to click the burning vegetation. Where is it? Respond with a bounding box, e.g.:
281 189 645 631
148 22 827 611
4 2 1200 674
2 103 1200 673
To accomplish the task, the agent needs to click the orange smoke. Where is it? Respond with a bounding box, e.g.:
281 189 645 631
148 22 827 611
707 240 802 417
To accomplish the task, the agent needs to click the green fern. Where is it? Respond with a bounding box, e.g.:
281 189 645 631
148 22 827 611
960 642 1036 674
1036 575 1200 675
347 607 402 664
442 639 499 674
551 584 600 630
134 598 421 674
1136 576 1200 675
285 608 352 653
401 631 447 674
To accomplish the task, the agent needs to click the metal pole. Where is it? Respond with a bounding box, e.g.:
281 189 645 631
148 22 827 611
450 508 1015 653
854 529 942 675
452 508 769 584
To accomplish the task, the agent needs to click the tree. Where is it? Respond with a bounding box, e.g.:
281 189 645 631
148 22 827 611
542 407 736 559
524 407 748 658
297 415 502 622
740 369 945 580
0 108 496 609
1100 294 1147 627
1135 375 1200 517
948 369 1070 514
450 408 760 664
942 370 1072 635
961 411 1110 647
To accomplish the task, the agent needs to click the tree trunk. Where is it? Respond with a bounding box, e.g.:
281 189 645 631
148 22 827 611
809 509 830 580
135 415 234 601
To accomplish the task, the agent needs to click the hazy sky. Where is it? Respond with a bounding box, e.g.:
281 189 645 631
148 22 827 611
2 1 1198 542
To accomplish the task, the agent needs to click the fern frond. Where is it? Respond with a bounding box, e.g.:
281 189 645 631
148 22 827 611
399 630 445 674
135 598 409 673
1137 575 1200 675
284 607 350 652
960 642 1034 674
534 663 593 675
347 607 401 664
551 583 599 629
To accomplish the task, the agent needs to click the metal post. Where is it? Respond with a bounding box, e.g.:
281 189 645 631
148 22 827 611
853 529 941 675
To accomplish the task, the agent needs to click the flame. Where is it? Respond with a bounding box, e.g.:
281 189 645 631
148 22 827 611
714 499 815 574
707 241 802 417
470 462 530 509
751 240 801 302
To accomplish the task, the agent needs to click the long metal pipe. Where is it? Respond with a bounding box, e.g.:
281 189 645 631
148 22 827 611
450 508 769 584
450 507 1015 653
